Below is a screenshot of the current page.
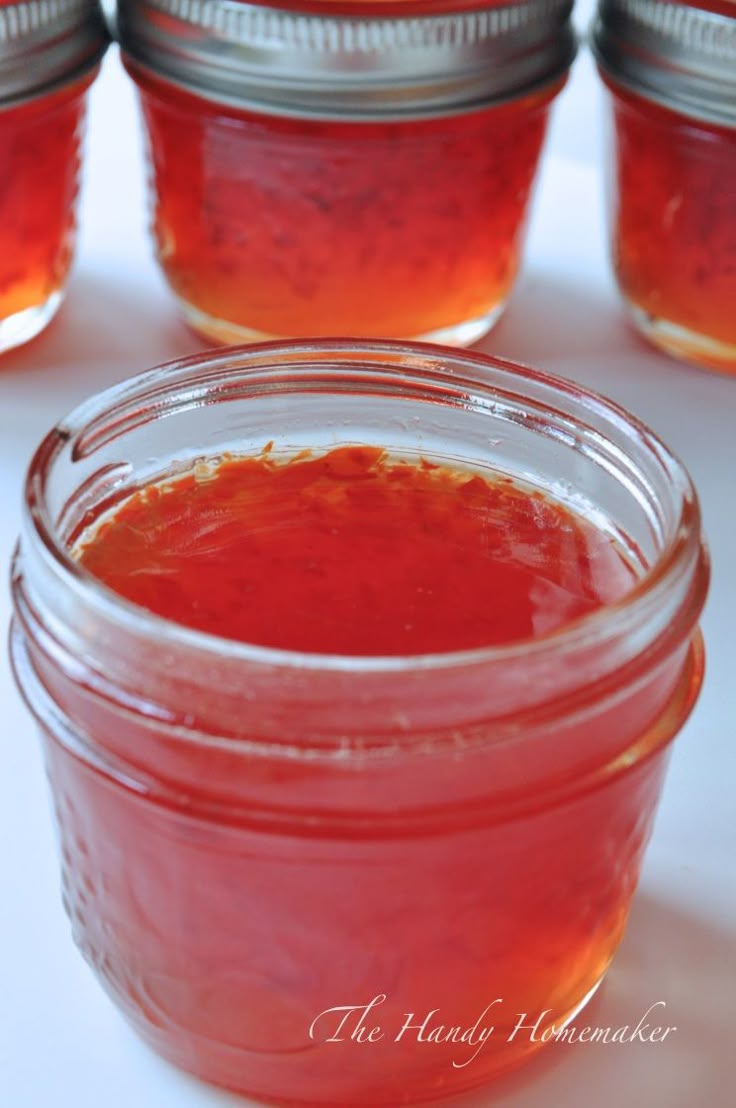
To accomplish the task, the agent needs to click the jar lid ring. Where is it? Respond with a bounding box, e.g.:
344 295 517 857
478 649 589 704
118 0 577 120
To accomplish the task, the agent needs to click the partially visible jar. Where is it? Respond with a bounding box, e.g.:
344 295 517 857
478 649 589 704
117 0 576 345
593 0 736 374
0 1 109 354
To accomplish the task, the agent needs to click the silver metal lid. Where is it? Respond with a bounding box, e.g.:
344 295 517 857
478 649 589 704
117 0 576 121
0 0 109 107
592 0 736 129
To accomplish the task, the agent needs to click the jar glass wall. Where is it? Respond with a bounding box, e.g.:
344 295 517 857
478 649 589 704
10 342 708 1105
603 79 736 373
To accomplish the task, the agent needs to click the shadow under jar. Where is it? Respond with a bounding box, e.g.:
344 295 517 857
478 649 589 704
10 341 708 1105
593 0 736 374
117 0 576 345
0 0 108 354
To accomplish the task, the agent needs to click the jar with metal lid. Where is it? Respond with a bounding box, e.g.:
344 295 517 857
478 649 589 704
0 1 109 353
117 0 576 345
593 0 736 374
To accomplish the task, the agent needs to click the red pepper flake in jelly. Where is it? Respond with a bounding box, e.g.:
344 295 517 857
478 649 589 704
76 446 635 654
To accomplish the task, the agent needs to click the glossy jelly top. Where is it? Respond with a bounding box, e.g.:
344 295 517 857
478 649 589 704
75 445 636 657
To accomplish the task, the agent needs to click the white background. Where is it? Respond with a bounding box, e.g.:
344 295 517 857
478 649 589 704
1 7 735 1106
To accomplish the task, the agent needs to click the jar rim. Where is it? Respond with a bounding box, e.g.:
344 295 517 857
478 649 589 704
20 339 707 678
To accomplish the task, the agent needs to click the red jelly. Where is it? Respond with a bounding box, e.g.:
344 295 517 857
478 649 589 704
11 342 708 1105
75 446 637 654
0 1 108 352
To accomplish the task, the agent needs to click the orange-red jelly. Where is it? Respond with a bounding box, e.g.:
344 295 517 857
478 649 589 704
603 78 736 372
0 77 91 350
131 66 561 344
76 446 636 653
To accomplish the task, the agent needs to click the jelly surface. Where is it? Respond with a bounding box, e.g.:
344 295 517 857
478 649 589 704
76 446 635 654
132 68 559 342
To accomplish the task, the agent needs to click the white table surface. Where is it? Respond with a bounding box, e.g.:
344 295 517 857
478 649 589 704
1 23 735 1108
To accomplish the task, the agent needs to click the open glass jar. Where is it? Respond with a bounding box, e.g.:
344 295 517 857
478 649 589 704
0 0 109 353
118 0 576 345
593 0 736 374
10 341 708 1105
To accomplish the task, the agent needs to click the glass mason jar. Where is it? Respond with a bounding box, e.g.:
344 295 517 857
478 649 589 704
10 341 708 1105
117 0 576 346
0 0 109 353
593 0 736 374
